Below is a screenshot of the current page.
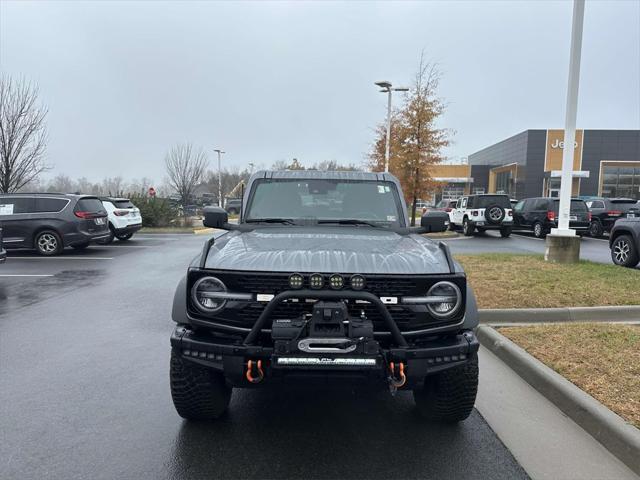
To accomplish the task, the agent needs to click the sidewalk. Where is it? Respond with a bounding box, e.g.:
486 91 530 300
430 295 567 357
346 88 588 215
476 347 638 480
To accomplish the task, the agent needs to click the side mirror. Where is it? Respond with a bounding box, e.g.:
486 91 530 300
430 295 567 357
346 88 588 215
420 211 449 233
203 206 229 229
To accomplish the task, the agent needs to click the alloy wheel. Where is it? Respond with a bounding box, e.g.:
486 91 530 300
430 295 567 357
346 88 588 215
37 233 58 253
613 240 630 264
534 223 542 238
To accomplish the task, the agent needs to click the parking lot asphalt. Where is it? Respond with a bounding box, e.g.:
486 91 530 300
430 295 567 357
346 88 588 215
0 233 529 480
446 230 614 265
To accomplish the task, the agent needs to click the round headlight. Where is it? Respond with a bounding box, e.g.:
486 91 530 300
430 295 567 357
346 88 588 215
426 281 461 318
329 274 344 290
191 276 227 313
309 273 324 289
350 274 365 290
288 273 304 289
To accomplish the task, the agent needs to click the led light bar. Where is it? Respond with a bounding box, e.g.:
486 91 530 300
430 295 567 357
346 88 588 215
276 357 377 366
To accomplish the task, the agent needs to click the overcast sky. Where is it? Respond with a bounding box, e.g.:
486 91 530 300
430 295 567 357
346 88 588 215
1 0 639 183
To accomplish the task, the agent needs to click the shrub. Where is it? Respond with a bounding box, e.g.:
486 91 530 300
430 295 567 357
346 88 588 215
129 194 179 227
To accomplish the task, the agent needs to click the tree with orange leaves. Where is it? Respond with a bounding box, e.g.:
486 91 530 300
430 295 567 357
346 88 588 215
369 54 452 225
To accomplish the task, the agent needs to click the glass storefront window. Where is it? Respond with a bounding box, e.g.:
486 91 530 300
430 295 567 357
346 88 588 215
601 165 640 199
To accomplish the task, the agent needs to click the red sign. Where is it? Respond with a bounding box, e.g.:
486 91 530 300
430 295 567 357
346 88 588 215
148 187 156 197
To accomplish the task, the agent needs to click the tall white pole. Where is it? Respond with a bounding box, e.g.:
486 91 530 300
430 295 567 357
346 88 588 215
218 151 222 208
553 0 585 235
214 149 224 208
384 89 392 173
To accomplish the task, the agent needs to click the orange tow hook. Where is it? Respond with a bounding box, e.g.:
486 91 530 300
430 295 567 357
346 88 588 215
246 359 264 384
389 362 406 388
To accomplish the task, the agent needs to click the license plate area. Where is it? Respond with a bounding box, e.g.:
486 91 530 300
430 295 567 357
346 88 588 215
95 217 106 225
569 215 577 221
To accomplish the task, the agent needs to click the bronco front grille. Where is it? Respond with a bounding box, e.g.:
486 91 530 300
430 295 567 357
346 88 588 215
221 272 419 297
188 269 466 333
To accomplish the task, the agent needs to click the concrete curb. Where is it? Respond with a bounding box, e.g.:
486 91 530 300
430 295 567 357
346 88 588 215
476 325 640 476
479 305 640 324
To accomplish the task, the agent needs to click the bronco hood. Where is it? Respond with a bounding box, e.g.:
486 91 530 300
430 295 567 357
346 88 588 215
203 227 452 274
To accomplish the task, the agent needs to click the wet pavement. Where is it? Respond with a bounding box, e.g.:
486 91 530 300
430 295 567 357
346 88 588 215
446 230 614 264
1 234 529 480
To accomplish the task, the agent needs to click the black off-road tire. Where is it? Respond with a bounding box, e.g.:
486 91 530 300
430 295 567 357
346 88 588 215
500 226 512 238
462 218 474 236
116 232 133 241
170 349 232 420
611 234 639 268
413 353 478 423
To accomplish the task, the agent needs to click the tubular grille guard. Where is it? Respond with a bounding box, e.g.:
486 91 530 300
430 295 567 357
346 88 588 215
242 289 409 348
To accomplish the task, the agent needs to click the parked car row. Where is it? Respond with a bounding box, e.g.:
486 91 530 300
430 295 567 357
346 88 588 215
438 194 639 240
0 193 142 256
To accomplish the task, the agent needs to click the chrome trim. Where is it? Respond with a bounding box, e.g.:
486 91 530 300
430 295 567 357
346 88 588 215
298 337 357 354
199 291 253 301
401 295 458 305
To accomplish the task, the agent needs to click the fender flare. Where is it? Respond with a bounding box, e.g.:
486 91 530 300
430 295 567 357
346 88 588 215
462 284 479 330
171 275 189 324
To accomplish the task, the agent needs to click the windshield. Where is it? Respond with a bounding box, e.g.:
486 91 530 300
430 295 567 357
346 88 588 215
245 179 404 227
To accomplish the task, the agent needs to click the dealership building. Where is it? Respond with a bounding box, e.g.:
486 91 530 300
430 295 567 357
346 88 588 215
430 129 640 202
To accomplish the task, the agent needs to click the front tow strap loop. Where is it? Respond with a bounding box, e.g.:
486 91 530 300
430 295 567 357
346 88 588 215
246 359 264 384
389 361 406 389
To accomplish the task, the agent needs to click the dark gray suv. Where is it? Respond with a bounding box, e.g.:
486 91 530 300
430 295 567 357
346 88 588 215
0 193 109 255
170 171 479 423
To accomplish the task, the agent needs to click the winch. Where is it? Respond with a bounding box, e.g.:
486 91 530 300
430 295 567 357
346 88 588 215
271 301 378 356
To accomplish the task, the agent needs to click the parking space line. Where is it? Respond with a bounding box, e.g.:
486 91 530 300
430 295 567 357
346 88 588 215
512 233 544 241
8 256 114 260
0 274 54 277
90 245 149 248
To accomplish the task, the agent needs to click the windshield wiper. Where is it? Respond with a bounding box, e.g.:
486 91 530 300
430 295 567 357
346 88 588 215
245 218 298 225
317 219 383 228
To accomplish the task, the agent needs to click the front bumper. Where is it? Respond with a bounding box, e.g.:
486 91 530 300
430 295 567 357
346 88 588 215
171 325 479 388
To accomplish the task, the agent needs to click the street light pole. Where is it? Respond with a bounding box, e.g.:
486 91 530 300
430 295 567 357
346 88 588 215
546 0 585 263
553 0 585 236
214 149 225 207
375 81 409 173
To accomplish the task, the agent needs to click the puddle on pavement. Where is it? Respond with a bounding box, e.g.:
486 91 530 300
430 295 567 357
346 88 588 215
0 270 106 315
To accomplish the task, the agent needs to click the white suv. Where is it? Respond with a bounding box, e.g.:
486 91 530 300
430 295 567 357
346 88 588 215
450 194 513 237
99 197 142 243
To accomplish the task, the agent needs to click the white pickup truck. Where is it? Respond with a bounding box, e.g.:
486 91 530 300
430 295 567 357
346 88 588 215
450 194 514 237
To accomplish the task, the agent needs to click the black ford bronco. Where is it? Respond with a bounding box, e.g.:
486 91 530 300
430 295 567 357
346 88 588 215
170 171 480 422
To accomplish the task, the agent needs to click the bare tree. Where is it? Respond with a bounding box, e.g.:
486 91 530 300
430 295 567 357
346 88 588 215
165 143 209 207
0 75 49 193
101 176 125 196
